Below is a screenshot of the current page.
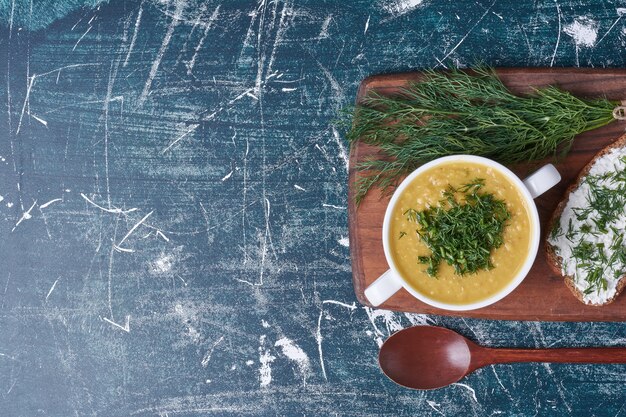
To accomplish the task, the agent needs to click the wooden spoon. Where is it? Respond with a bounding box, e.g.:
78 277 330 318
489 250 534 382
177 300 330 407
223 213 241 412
379 326 626 390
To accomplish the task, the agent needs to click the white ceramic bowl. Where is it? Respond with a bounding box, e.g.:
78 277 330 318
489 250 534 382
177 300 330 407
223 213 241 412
364 155 561 311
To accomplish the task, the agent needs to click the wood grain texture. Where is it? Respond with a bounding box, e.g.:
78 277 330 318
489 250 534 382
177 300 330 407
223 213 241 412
349 68 626 321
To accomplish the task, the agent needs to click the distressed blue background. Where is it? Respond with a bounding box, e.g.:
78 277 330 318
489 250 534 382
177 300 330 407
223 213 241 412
1 0 626 416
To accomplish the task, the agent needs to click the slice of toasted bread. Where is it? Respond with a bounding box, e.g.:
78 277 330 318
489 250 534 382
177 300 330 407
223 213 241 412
546 133 626 306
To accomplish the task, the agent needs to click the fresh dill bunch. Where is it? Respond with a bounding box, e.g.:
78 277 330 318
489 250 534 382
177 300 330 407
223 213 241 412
405 178 511 277
346 67 619 205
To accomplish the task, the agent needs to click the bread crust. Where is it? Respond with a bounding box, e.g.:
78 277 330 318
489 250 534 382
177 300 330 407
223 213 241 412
546 133 626 306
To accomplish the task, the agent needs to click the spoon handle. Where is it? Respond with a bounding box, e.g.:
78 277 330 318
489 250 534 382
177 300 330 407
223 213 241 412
483 347 626 365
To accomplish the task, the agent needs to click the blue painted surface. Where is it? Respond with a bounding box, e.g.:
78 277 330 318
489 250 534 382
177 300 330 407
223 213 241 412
1 0 626 415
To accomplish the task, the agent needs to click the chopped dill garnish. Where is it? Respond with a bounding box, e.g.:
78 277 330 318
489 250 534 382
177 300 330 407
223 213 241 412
403 208 419 223
550 221 563 240
565 218 576 243
399 231 407 239
405 178 510 277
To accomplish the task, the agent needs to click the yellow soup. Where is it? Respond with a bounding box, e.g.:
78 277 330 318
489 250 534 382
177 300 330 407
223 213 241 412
389 161 533 305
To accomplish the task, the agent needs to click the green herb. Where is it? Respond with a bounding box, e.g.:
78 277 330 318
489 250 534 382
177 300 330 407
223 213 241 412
582 173 626 232
583 267 606 295
403 208 419 223
343 67 619 205
565 218 576 243
399 231 407 239
406 178 510 277
550 221 563 240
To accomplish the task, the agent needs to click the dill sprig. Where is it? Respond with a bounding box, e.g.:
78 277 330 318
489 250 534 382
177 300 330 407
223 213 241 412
405 178 510 278
345 67 618 204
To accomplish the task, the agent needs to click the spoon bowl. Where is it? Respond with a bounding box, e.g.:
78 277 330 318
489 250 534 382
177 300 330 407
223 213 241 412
379 326 473 389
379 326 626 390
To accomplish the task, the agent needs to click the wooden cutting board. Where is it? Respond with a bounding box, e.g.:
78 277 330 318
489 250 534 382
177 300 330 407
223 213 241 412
349 68 626 321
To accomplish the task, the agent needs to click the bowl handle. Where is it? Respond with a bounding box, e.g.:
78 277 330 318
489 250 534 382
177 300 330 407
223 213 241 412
522 164 561 199
364 269 403 307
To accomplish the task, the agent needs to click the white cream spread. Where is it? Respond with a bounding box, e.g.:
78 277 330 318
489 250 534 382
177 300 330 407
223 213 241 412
548 146 626 305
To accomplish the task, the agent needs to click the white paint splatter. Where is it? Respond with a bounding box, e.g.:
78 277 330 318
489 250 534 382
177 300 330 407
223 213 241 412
138 0 184 106
15 74 35 137
550 0 562 67
152 253 174 274
403 312 434 326
162 123 199 154
293 184 306 191
363 308 433 348
338 236 349 247
0 196 3 203
39 198 62 209
563 17 598 47
115 211 153 252
72 25 92 51
29 113 48 127
173 303 201 343
186 5 221 75
318 15 332 39
124 4 143 67
322 203 345 210
596 8 626 47
45 279 59 302
427 401 445 416
331 126 349 172
316 309 327 380
246 360 254 366
322 299 356 310
7 202 13 208
80 193 138 214
275 337 311 384
382 0 424 17
453 382 478 403
491 366 511 398
437 1 494 64
221 170 233 181
188 327 201 340
12 200 37 232
281 87 297 92
102 315 130 333
201 336 225 368
316 300 358 381
364 308 404 347
258 335 276 388
261 319 270 328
